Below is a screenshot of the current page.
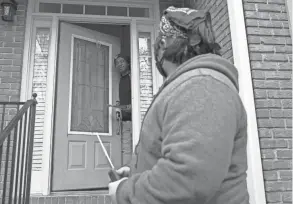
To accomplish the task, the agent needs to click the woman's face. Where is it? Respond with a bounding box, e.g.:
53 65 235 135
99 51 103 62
115 57 129 74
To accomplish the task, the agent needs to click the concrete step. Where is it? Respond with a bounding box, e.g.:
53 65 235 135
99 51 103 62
30 194 112 204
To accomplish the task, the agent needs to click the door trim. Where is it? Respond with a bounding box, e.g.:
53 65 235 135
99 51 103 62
227 0 266 204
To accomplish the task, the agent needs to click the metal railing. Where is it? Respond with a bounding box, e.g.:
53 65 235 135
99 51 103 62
0 94 37 204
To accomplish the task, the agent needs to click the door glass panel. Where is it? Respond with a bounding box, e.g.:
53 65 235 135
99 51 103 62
71 38 110 133
138 32 153 121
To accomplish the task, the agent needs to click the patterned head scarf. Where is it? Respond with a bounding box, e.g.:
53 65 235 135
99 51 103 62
159 6 219 48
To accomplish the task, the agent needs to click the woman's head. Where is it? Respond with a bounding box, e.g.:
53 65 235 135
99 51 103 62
154 6 221 77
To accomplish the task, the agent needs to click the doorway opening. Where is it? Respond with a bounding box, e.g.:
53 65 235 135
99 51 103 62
51 21 132 192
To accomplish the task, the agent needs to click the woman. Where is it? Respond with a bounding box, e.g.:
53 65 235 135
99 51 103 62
109 6 250 204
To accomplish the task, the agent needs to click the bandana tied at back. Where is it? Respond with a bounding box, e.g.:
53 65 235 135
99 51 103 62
159 6 220 50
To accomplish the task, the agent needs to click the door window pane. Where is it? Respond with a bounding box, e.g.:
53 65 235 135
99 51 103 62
71 38 110 133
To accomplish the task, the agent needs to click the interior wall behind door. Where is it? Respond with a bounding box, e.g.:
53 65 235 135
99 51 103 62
76 23 130 57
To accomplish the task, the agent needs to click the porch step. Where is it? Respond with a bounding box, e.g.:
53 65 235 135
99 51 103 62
30 194 112 204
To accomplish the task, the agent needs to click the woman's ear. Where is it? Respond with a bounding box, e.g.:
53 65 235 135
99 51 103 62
157 38 167 60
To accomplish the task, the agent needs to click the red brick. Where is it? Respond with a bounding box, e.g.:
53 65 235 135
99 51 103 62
265 181 292 191
265 71 292 79
261 149 276 159
262 160 292 170
247 27 290 36
276 149 292 159
266 192 282 202
246 19 290 28
0 60 12 65
248 35 291 45
252 70 266 79
282 192 292 203
245 3 286 12
258 119 286 128
259 128 273 138
260 138 288 148
251 53 291 62
254 80 280 89
285 119 292 128
279 170 292 180
251 61 292 70
264 170 279 180
254 89 268 98
281 99 292 109
257 109 270 118
245 11 288 21
267 90 292 98
256 99 283 108
270 109 292 118
0 48 13 54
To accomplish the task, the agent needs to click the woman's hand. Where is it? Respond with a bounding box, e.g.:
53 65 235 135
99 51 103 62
116 166 131 178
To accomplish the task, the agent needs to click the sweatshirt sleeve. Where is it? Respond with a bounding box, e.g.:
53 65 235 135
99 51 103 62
116 77 240 204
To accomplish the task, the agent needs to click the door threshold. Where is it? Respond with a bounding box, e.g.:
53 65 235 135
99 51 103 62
50 189 109 196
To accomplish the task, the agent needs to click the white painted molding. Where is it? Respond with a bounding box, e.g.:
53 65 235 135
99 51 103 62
130 19 141 149
20 0 35 102
227 0 267 204
41 16 59 196
285 0 292 39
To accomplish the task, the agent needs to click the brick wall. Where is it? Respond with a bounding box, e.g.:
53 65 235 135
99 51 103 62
0 0 27 202
243 0 292 203
0 1 25 101
184 0 234 63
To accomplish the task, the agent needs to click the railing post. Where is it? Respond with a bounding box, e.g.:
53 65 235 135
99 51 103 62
8 104 20 204
24 93 37 204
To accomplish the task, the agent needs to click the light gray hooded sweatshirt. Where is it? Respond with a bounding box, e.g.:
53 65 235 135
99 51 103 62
116 54 250 204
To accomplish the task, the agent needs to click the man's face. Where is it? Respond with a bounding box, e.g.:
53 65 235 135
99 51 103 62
115 57 129 74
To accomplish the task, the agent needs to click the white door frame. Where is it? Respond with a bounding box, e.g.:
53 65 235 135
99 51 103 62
227 0 266 204
21 0 160 195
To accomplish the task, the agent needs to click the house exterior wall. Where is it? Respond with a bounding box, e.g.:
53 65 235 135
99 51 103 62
185 0 292 204
243 0 292 203
0 1 25 103
0 0 292 203
0 0 27 201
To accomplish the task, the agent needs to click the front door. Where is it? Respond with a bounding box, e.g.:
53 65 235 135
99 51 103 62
52 22 121 191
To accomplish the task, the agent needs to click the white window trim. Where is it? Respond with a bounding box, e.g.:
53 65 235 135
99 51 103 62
227 0 267 204
285 0 292 38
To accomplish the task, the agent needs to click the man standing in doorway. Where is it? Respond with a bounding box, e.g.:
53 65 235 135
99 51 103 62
114 54 132 165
